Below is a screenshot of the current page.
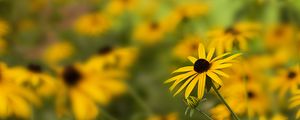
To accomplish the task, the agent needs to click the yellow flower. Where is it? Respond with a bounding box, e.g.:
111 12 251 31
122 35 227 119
0 62 40 119
271 114 288 120
272 65 300 98
133 21 167 45
0 19 9 37
173 36 202 59
0 39 6 55
207 22 260 55
164 43 241 99
74 13 110 36
264 24 295 48
105 0 138 16
6 64 56 97
42 41 74 66
289 90 300 119
148 113 178 120
56 63 126 119
210 104 230 120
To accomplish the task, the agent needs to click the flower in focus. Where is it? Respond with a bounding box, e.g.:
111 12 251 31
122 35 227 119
207 22 260 55
42 41 74 66
133 21 167 45
74 13 110 36
6 64 56 97
148 112 178 120
55 62 126 119
0 62 40 119
164 43 241 99
0 19 9 37
272 65 300 98
173 36 202 59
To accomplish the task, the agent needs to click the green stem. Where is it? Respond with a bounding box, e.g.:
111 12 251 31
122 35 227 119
127 85 153 116
100 108 118 120
212 83 240 120
195 108 213 120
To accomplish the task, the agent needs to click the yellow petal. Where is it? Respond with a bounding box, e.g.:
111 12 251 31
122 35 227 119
297 110 300 119
10 95 31 118
185 76 199 98
212 70 229 78
197 74 206 99
289 100 300 108
207 72 223 85
164 71 196 84
173 74 198 96
187 56 197 64
211 63 232 70
169 72 197 91
80 83 110 105
290 95 300 102
216 53 242 64
198 43 206 59
172 66 193 74
210 52 231 62
206 48 215 61
0 93 10 118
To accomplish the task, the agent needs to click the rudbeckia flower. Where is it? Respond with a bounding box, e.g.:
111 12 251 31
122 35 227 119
6 64 56 97
173 36 202 59
272 65 300 98
42 41 74 66
164 43 241 99
264 24 295 48
133 21 167 45
105 0 138 16
55 63 126 119
74 13 110 36
0 62 40 119
207 22 260 55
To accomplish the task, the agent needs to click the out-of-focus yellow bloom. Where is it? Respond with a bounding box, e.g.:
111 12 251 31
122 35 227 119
210 104 230 120
162 3 208 32
86 46 138 70
0 19 9 37
0 62 40 119
133 21 167 45
207 22 260 55
74 13 110 36
6 64 56 97
56 63 126 119
289 90 300 119
272 65 300 98
165 43 241 99
264 24 295 48
105 0 138 16
148 113 178 120
271 114 288 120
43 41 74 66
173 36 202 59
0 39 6 55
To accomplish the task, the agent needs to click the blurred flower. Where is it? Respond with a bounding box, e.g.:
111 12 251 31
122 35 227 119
164 43 241 99
0 39 6 55
272 65 300 98
0 19 9 37
133 21 167 45
148 112 178 120
55 63 126 119
74 13 110 36
210 104 230 120
42 41 74 66
173 36 201 59
207 22 260 55
105 0 138 16
0 62 40 119
6 64 56 97
264 24 295 48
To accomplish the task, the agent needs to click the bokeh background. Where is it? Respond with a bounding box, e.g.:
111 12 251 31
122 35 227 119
0 0 299 120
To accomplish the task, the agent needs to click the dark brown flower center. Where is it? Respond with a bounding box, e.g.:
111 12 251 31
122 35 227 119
194 59 210 73
288 71 297 79
247 91 256 99
97 46 113 55
225 27 240 35
150 22 159 30
27 64 42 73
62 65 82 86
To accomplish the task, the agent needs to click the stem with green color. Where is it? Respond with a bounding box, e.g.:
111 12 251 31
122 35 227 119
195 108 213 120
